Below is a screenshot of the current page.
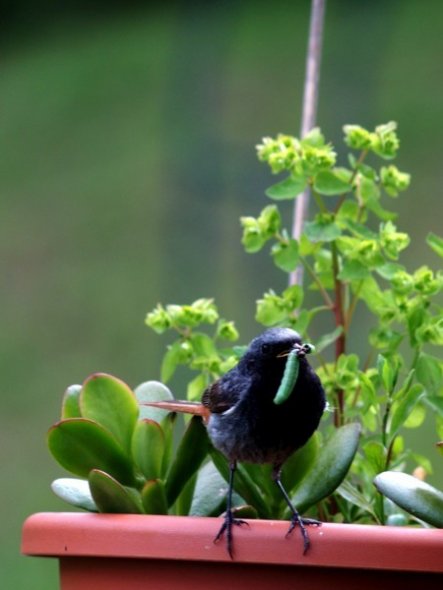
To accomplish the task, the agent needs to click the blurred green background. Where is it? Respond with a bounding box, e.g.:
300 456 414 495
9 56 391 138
2 0 443 587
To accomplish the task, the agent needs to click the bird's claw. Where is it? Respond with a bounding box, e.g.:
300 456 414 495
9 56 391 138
214 510 249 558
286 515 321 554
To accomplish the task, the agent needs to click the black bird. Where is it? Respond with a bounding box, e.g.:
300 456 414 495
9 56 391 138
147 327 326 557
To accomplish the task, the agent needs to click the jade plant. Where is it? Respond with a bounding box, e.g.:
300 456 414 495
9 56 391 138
48 374 211 515
48 372 359 519
146 122 443 526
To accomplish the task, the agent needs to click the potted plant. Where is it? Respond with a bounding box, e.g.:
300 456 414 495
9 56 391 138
22 3 443 587
22 119 443 588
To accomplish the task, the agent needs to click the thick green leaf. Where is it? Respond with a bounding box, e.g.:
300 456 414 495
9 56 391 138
48 418 135 485
232 505 258 519
314 169 351 195
427 232 443 258
160 412 177 477
374 471 443 527
131 419 164 480
281 433 319 494
51 478 97 512
290 423 361 514
141 479 168 515
164 416 209 507
89 469 143 514
135 380 174 423
80 373 139 455
265 176 307 200
189 461 229 517
241 462 275 501
210 447 270 518
175 472 198 516
61 385 82 419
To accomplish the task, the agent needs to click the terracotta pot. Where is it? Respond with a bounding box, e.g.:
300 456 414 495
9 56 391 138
22 513 442 590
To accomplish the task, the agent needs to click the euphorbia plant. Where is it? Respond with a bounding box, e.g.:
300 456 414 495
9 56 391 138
146 122 443 526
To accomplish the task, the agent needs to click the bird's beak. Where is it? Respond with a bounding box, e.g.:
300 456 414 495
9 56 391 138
276 343 303 359
276 342 314 359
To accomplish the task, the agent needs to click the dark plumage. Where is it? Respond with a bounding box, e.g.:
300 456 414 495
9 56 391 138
203 327 326 556
144 327 326 556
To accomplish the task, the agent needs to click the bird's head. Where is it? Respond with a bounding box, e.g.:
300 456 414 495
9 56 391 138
242 328 309 372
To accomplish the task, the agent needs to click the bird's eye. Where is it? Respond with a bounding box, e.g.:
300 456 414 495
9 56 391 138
261 343 270 354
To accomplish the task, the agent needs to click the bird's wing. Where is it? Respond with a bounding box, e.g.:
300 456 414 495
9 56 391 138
201 380 239 414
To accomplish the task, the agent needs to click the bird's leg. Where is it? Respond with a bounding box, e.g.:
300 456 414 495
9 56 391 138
272 466 321 554
214 461 248 558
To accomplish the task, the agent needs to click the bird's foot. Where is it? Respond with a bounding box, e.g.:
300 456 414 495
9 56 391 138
214 509 249 558
286 514 321 554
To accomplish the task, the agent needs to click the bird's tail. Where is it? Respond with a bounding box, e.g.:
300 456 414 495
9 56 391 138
140 400 210 421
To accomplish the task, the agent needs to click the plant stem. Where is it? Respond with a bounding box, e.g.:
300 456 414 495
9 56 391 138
300 256 334 309
332 242 346 426
291 0 326 287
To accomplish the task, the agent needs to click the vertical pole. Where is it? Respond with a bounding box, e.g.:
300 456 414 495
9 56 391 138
290 0 327 287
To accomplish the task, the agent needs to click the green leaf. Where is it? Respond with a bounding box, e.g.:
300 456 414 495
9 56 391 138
290 423 361 514
271 239 299 272
164 416 209 507
131 419 164 480
314 169 351 195
141 479 168 515
61 384 82 419
209 447 270 518
187 373 208 402
338 260 370 281
304 216 342 242
189 461 228 516
281 433 319 494
389 384 424 441
374 471 443 527
427 232 443 258
136 380 174 423
160 341 191 382
255 291 288 326
175 472 198 516
366 197 397 221
359 176 380 201
336 480 380 522
80 374 139 455
265 176 307 200
416 353 443 395
375 262 405 280
160 412 176 477
424 396 443 417
315 326 344 354
403 403 426 429
377 354 399 393
51 478 98 512
363 441 386 476
88 469 143 514
47 418 135 485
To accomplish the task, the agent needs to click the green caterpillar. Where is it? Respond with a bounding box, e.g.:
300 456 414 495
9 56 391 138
273 344 315 405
